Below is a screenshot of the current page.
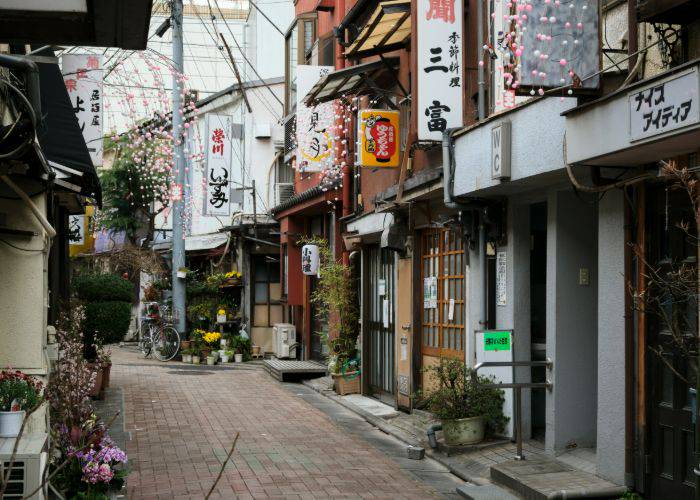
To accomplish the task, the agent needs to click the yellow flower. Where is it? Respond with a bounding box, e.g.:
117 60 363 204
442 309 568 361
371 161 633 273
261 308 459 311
203 331 221 344
217 309 226 315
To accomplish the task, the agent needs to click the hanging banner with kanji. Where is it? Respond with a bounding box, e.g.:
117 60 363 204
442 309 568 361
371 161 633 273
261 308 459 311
358 109 400 168
296 65 335 173
417 0 464 141
204 114 233 216
62 54 104 166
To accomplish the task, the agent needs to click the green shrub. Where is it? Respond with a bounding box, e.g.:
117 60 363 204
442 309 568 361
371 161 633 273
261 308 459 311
83 301 132 344
73 273 134 302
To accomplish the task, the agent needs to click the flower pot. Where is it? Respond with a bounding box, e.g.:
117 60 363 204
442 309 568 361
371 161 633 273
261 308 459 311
206 355 217 365
176 268 188 279
220 339 228 348
0 411 25 438
201 348 212 359
331 372 361 395
101 362 112 389
234 353 243 363
182 354 192 363
192 355 201 364
251 345 261 356
218 349 226 358
221 355 229 363
180 340 192 351
217 313 227 323
441 416 485 445
88 365 104 398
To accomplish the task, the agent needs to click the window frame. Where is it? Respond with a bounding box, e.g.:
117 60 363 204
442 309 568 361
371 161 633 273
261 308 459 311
252 255 282 328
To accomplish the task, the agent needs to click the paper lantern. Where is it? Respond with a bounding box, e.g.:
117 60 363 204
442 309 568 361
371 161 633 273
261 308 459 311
301 245 320 276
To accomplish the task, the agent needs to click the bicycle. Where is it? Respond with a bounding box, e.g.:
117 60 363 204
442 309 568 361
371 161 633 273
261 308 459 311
138 302 180 361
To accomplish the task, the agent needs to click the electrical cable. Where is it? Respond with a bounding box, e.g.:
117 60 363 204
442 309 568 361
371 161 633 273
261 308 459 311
0 238 44 253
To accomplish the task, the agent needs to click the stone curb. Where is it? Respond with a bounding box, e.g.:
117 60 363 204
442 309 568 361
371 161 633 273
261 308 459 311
300 379 490 486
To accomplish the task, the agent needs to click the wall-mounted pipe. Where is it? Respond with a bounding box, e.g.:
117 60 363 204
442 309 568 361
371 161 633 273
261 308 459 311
426 423 442 448
0 175 56 238
476 0 486 121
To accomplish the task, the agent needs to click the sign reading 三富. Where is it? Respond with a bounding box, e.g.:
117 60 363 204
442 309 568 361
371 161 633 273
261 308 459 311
629 67 700 141
417 0 464 141
484 330 511 351
62 54 103 166
359 110 400 167
296 65 335 173
204 114 233 216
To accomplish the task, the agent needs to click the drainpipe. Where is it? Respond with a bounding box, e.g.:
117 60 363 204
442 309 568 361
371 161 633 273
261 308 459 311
426 423 442 448
476 0 486 121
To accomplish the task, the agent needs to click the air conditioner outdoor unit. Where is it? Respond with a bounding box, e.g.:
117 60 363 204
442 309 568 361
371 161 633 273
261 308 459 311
0 435 48 499
271 124 285 149
274 183 294 206
272 323 297 359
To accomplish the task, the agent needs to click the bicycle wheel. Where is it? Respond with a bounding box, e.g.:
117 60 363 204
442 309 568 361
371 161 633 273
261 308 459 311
152 325 180 361
139 323 152 357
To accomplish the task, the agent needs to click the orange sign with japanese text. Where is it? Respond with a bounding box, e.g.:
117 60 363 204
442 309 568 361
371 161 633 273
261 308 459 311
359 109 400 168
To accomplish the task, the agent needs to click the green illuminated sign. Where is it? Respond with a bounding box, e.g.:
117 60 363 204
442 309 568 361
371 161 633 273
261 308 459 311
484 331 511 351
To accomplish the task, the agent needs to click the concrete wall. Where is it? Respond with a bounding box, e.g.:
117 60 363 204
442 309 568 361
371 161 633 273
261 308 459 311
0 196 48 374
546 190 598 453
596 190 626 483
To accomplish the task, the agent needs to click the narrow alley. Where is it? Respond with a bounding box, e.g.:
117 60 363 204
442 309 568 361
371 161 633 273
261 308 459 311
109 347 463 499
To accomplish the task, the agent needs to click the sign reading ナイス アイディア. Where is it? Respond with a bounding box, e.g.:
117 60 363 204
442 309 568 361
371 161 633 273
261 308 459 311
359 110 399 167
417 0 464 140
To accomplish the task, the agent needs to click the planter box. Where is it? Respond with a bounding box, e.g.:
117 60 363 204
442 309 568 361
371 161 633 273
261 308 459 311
332 372 361 395
442 416 485 445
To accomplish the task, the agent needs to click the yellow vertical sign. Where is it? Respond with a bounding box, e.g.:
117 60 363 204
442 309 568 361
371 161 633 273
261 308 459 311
69 205 95 257
359 109 400 167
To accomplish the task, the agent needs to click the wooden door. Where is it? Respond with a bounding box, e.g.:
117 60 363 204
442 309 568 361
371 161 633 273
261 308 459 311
367 246 395 403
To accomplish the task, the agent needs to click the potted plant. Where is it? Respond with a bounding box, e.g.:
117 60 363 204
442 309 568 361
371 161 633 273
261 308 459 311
220 350 230 363
0 370 43 437
191 351 201 365
176 267 189 279
180 339 192 351
224 350 234 363
251 344 261 357
231 336 251 363
330 356 361 396
98 346 112 389
206 354 217 365
418 358 508 446
181 348 193 363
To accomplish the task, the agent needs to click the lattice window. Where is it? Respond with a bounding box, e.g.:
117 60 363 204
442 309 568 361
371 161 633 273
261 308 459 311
421 228 465 358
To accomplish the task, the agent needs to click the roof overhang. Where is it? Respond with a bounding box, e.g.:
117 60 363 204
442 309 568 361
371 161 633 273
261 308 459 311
0 0 153 49
345 0 411 59
303 58 400 106
564 58 700 167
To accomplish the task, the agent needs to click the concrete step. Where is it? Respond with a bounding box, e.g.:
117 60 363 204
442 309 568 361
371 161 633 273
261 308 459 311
456 484 521 500
490 458 627 500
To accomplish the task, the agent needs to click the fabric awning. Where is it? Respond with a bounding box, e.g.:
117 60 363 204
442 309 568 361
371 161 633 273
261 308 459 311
152 233 229 253
345 0 411 58
35 51 102 204
303 58 400 106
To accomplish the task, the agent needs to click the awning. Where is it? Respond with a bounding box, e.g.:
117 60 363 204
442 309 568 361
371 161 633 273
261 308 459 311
35 51 102 204
345 0 411 58
303 58 400 106
152 233 229 253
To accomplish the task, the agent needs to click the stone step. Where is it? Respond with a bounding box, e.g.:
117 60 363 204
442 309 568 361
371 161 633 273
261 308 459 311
456 484 521 500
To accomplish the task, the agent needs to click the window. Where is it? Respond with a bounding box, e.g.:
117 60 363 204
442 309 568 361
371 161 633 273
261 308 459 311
276 155 293 184
284 14 318 113
318 34 335 67
421 228 465 358
253 255 283 327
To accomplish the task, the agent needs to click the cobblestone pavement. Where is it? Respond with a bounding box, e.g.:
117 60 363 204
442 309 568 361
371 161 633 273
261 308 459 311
110 347 463 499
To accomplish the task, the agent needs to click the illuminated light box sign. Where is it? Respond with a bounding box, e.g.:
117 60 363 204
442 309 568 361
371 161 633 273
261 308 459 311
358 109 400 167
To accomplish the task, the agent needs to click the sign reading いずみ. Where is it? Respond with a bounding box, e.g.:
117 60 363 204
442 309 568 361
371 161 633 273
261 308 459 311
417 0 464 141
358 110 399 167
204 114 233 216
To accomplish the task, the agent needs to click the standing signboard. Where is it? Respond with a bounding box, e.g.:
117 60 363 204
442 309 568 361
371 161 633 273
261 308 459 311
296 65 335 173
358 109 400 167
476 329 514 438
62 54 104 166
417 0 464 140
204 114 233 216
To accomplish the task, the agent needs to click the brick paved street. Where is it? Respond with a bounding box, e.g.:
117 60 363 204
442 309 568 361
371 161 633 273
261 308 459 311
108 347 463 499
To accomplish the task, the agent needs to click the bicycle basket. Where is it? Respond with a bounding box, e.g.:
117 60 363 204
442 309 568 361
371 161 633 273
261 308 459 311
159 305 173 322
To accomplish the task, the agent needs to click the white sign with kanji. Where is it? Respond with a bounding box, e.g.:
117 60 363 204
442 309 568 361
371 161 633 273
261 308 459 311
204 114 233 216
62 54 103 166
296 65 335 173
417 0 464 140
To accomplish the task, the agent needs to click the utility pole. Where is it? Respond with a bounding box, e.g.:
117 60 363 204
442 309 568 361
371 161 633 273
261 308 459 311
171 0 187 335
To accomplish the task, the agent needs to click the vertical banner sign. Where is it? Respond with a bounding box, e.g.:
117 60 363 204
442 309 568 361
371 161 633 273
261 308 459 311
296 65 335 173
68 215 86 245
417 0 464 140
358 110 400 167
205 114 233 216
496 251 507 306
62 54 103 166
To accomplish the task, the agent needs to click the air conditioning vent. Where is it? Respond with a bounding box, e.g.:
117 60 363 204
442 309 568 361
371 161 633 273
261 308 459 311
1 435 48 499
274 183 294 206
284 113 296 156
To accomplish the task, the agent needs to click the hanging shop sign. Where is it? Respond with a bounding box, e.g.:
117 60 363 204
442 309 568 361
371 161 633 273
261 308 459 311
296 65 335 173
204 114 233 216
629 67 700 141
417 0 464 141
69 206 95 257
62 54 103 166
68 215 85 245
358 109 400 167
496 251 507 306
301 244 320 276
